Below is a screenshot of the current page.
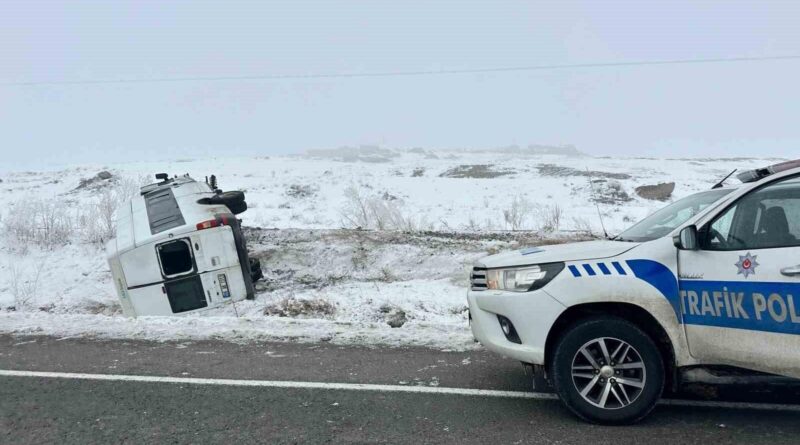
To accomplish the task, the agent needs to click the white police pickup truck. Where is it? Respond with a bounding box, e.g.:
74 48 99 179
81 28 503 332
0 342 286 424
468 159 800 424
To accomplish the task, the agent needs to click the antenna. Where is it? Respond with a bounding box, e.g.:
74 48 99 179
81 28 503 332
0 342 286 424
712 169 737 189
586 168 609 239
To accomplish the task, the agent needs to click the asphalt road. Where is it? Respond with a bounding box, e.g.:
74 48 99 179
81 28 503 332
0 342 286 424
1 335 800 444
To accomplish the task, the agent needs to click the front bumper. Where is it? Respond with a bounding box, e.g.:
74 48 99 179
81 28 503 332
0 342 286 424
468 288 566 365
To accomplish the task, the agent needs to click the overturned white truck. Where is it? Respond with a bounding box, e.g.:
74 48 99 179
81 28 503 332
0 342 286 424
106 174 262 316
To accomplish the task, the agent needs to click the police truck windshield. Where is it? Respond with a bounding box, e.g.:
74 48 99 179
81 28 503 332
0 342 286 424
615 189 733 242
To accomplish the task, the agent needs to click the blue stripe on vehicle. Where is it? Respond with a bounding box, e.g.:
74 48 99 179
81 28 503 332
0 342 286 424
597 263 611 275
582 264 597 276
568 265 582 277
619 259 800 335
626 259 680 322
611 261 626 275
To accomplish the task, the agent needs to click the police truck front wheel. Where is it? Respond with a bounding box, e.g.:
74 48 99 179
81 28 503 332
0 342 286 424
551 316 664 424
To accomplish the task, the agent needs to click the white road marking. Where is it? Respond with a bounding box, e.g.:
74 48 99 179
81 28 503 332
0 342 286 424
1 369 800 412
0 369 554 400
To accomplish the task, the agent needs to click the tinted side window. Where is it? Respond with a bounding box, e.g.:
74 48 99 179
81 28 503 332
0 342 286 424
705 177 800 250
165 275 207 313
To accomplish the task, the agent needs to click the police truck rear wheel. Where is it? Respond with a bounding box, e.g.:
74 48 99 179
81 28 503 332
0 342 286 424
551 316 664 424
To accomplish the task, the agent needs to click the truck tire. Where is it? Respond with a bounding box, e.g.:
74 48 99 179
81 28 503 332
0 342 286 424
197 191 246 207
226 200 247 215
551 316 664 424
217 191 245 204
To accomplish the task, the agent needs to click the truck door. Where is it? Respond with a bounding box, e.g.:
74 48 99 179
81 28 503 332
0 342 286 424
156 238 208 313
677 175 800 377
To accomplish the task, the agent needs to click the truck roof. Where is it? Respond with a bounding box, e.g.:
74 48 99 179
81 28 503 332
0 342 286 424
108 175 232 255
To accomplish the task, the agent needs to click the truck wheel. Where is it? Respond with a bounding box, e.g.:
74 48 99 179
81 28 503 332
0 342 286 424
226 200 248 215
551 316 664 424
217 191 245 204
197 191 246 207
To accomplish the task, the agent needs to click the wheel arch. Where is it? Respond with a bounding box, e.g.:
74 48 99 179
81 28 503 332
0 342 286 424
544 302 679 391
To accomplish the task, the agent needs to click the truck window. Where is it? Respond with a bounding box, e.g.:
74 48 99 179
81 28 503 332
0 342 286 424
706 203 737 249
615 189 732 242
157 239 194 277
705 176 800 250
165 276 207 313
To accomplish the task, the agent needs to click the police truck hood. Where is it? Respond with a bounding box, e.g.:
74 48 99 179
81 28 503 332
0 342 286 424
476 240 640 268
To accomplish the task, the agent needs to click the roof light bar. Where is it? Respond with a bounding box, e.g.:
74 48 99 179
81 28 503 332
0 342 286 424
736 159 800 183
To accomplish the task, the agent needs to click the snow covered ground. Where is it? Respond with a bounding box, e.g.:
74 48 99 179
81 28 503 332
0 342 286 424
0 148 785 349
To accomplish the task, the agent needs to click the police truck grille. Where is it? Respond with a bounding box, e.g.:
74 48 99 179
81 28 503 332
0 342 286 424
470 267 488 291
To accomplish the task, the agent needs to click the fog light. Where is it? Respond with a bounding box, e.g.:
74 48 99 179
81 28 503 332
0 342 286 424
496 315 521 344
500 319 511 335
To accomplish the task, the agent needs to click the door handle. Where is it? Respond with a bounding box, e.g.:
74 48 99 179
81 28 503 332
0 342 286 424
780 265 800 276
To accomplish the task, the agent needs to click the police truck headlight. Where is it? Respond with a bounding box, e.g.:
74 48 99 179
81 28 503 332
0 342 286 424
485 263 565 292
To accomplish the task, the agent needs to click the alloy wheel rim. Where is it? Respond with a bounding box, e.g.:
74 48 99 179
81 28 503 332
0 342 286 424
570 337 646 410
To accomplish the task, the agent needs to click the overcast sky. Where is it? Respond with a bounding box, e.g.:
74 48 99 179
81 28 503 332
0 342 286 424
1 0 799 168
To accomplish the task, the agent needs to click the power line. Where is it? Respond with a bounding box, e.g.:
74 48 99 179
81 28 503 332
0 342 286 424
2 55 799 87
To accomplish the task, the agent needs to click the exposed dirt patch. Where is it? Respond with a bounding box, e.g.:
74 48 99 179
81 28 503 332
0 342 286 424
439 165 514 179
263 297 337 318
243 228 595 297
81 301 123 316
73 171 115 191
285 184 317 199
536 163 632 180
381 304 408 328
244 227 591 252
591 179 633 204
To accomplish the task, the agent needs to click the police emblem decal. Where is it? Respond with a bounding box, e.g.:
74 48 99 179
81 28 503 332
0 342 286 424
735 252 759 278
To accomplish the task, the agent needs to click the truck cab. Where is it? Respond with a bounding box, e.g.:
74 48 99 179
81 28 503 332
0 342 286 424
468 160 800 424
106 174 262 317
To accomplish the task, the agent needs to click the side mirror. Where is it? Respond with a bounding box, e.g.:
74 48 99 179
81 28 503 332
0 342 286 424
674 225 699 250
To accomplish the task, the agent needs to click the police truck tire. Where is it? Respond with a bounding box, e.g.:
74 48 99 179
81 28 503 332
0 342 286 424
551 316 664 425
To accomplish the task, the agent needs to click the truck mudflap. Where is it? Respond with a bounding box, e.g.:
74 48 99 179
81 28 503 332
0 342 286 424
229 219 260 300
